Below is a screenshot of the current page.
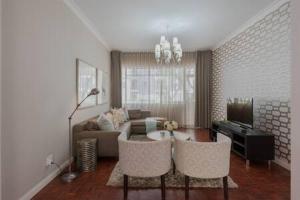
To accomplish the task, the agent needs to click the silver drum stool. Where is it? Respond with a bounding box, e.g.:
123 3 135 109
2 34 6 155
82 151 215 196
77 138 97 172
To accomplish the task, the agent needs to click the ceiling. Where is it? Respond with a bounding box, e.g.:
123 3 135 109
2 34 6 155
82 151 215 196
73 0 276 51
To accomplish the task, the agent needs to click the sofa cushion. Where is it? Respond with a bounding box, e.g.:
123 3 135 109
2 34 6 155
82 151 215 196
130 119 146 126
128 109 142 119
118 122 131 138
97 114 115 131
84 120 100 131
119 122 130 132
131 126 146 134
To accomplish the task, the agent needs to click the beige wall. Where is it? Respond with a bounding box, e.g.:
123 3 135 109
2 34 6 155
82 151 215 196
291 0 300 199
2 0 110 199
0 0 2 199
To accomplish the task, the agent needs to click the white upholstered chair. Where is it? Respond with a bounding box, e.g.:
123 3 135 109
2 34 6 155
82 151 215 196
118 133 172 200
174 133 232 200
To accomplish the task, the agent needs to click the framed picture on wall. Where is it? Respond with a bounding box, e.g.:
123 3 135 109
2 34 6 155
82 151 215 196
76 59 97 108
97 69 109 104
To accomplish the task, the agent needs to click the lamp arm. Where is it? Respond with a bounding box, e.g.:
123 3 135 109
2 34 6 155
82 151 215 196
68 94 91 119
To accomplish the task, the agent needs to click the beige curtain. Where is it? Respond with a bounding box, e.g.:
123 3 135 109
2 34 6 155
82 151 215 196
121 52 196 127
111 50 122 108
195 50 212 128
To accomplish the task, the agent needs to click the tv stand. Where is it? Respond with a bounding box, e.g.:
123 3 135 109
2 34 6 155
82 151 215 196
230 121 252 130
210 121 275 168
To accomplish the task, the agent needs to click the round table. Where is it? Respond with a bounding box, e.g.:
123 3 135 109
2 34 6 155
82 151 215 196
146 117 167 121
147 130 190 141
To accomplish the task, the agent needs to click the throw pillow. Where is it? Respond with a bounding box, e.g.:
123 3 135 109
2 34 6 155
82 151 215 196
85 120 100 131
97 114 115 131
106 112 120 129
111 108 127 123
106 112 114 121
123 107 130 120
119 108 127 122
119 108 128 121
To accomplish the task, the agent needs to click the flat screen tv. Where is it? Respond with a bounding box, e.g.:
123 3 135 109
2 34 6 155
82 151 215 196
227 98 253 128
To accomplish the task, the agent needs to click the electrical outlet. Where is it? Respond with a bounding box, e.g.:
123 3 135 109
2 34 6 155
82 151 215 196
46 154 54 167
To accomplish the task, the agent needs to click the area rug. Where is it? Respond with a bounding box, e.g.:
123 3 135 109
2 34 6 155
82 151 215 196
106 162 238 188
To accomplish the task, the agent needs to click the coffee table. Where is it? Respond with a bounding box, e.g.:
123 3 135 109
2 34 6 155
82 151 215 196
146 117 167 122
147 130 190 141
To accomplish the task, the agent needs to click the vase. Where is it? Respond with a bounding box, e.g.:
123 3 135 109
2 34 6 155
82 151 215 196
169 130 174 137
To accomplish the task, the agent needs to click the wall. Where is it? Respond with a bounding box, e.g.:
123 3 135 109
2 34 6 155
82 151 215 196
212 1 291 168
1 0 110 199
0 0 2 199
291 0 300 198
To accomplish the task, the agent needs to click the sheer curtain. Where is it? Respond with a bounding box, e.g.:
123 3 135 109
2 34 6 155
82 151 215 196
121 52 196 127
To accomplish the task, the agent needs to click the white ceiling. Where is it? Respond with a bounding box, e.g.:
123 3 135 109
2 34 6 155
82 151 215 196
73 0 276 51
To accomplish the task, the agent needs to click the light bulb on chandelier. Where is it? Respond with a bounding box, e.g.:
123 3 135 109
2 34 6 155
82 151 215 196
155 35 182 64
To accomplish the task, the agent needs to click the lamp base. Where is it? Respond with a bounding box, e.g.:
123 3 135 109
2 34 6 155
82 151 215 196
61 172 79 183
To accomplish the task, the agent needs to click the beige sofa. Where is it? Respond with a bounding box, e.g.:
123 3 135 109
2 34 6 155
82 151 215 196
72 109 164 158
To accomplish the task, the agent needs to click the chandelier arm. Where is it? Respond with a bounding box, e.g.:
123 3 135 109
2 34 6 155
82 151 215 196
155 34 182 64
172 51 176 64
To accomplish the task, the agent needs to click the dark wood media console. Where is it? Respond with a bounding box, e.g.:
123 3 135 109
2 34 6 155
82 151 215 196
210 121 275 167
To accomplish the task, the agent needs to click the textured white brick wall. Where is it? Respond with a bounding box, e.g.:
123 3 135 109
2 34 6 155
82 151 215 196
211 2 291 165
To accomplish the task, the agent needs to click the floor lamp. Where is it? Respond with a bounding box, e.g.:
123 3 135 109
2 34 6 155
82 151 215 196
61 88 100 183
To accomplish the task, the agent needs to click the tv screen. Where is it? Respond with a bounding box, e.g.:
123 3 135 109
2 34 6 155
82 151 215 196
227 98 253 128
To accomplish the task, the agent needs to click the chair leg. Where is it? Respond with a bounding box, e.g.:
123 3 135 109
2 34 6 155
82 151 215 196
161 174 166 200
223 176 228 200
124 175 128 200
172 160 176 175
185 175 189 199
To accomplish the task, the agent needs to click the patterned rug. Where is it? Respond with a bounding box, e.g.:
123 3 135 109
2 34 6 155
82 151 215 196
106 162 238 188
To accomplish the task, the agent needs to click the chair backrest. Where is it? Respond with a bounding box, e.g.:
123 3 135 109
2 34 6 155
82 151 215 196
174 133 231 179
118 133 171 177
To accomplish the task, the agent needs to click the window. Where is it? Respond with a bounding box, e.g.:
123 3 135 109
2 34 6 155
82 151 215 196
122 52 196 127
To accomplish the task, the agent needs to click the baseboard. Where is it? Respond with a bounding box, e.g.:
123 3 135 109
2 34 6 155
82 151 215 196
273 157 290 170
19 159 71 200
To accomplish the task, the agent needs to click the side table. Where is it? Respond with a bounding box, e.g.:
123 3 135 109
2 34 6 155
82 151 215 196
76 138 97 172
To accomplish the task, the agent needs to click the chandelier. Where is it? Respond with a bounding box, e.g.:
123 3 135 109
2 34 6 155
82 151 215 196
155 36 183 64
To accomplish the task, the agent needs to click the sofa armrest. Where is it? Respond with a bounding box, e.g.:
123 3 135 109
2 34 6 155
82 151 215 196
73 130 122 157
76 130 121 137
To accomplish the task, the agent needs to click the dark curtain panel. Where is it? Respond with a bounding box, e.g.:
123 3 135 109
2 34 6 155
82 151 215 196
111 50 122 108
195 50 212 128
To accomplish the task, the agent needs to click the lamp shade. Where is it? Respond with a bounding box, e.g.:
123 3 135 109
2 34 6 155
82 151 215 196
89 88 100 96
173 37 178 45
160 35 166 44
164 41 170 50
155 44 160 52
